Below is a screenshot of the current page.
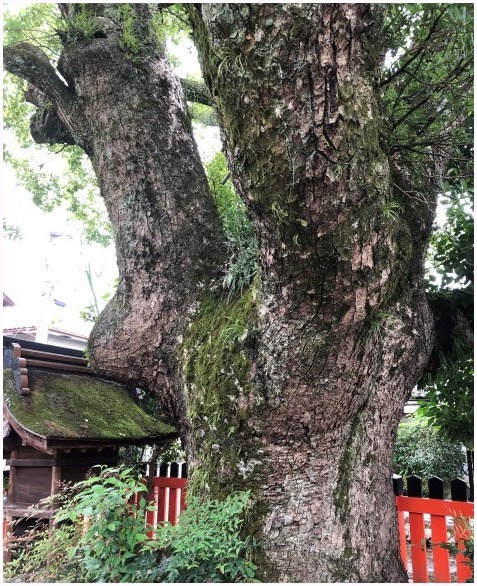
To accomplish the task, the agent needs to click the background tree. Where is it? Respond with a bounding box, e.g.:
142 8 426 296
418 191 474 497
3 3 473 582
393 417 467 496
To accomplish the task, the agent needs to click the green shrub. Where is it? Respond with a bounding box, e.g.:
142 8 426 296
442 519 474 583
157 491 258 582
393 417 466 494
4 466 161 583
4 466 259 583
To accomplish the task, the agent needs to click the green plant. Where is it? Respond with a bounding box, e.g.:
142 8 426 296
3 218 22 241
4 517 83 583
5 467 259 583
381 201 403 222
188 102 218 126
420 192 474 451
214 46 249 78
393 417 466 495
417 354 474 450
368 311 403 341
157 438 186 464
206 152 258 297
63 5 100 42
441 519 474 583
4 466 162 583
116 3 144 60
157 491 259 582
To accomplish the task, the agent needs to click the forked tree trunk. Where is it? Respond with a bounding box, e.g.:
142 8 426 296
4 3 439 582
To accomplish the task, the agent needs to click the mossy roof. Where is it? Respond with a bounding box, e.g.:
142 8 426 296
3 368 177 447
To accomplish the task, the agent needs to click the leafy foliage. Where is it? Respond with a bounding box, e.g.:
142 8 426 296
5 467 161 583
393 417 466 492
188 101 218 126
206 152 258 296
3 5 112 246
60 4 101 43
427 194 474 291
416 355 474 450
156 491 258 583
381 3 474 459
3 218 22 241
419 195 473 449
4 466 258 583
441 526 474 583
382 4 473 189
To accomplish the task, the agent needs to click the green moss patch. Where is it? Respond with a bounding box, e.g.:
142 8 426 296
3 368 176 442
181 285 265 498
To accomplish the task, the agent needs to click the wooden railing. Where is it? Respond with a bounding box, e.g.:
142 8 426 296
144 476 187 537
393 475 474 583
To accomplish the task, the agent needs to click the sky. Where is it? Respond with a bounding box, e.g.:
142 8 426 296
2 5 221 338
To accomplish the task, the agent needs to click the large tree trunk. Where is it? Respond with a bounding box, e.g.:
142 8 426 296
185 4 435 581
4 3 440 582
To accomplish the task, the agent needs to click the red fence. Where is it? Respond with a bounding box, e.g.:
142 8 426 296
144 476 187 537
393 475 474 583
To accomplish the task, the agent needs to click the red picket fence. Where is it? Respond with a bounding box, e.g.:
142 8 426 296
393 475 474 583
144 476 187 537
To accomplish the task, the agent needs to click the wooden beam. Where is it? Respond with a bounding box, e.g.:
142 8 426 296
7 459 55 467
57 456 117 466
24 359 92 373
5 505 55 519
20 348 87 366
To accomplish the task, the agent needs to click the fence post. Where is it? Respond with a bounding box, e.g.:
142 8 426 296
451 478 472 583
407 475 429 583
393 475 407 571
466 450 474 503
428 476 451 583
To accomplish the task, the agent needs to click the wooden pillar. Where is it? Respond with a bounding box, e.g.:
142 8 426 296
49 449 61 524
46 449 61 572
3 449 18 564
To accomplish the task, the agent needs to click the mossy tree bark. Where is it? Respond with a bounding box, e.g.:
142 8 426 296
3 3 445 582
186 5 435 582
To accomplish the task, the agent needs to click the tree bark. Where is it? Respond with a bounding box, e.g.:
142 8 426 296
4 3 443 582
185 4 435 581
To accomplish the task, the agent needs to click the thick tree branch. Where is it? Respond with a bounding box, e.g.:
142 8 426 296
424 289 473 377
5 42 89 149
30 104 77 146
4 42 73 108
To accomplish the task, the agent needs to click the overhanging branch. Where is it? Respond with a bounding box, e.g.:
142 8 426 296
4 42 73 108
424 289 474 377
5 42 87 149
30 104 77 146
